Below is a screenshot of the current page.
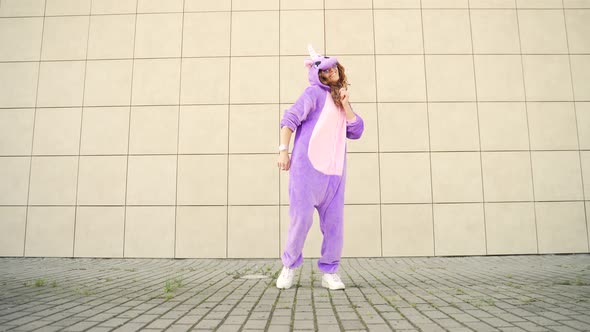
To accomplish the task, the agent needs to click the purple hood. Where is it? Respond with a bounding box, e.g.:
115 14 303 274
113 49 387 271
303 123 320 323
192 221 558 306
304 45 338 91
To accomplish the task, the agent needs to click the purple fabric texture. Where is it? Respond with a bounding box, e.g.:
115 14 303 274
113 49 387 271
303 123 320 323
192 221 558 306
280 54 364 273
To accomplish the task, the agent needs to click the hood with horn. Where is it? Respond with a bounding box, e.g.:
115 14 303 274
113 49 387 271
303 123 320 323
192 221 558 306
304 44 339 90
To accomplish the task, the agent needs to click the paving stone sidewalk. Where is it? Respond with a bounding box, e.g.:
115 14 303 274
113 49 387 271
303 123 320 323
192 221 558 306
0 254 589 332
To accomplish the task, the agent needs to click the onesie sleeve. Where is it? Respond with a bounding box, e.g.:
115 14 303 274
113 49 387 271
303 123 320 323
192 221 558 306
346 107 364 140
280 87 315 132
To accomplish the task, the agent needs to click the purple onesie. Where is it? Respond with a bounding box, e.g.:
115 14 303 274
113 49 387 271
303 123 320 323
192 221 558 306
280 46 365 274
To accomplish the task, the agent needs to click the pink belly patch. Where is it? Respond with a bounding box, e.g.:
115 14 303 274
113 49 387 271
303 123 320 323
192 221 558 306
308 91 346 176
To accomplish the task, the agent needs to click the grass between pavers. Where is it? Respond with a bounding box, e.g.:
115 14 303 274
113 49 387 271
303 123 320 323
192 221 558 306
75 288 95 296
22 278 58 288
176 267 197 272
505 281 523 288
22 277 96 296
161 276 183 300
17 267 188 301
226 264 279 280
520 297 537 304
465 297 496 307
553 276 589 286
100 267 136 272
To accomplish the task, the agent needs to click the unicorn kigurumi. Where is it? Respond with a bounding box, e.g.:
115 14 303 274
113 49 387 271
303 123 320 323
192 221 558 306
278 45 364 288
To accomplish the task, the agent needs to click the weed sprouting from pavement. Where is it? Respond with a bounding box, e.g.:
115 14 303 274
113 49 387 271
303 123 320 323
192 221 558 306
161 276 184 300
521 297 537 304
75 288 94 296
574 277 589 286
164 277 183 293
555 276 589 286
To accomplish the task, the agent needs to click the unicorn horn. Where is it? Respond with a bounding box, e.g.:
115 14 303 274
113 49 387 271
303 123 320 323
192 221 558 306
308 44 321 59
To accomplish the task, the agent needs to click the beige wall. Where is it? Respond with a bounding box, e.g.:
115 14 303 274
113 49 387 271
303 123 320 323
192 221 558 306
0 0 589 258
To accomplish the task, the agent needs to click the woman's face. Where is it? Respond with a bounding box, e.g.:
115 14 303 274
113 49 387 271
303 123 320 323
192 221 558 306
320 64 339 84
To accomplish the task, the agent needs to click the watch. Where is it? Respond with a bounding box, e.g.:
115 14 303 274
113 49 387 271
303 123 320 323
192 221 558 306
279 144 288 152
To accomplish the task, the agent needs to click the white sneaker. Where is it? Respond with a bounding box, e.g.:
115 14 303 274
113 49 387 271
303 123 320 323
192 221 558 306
276 266 295 289
322 273 345 290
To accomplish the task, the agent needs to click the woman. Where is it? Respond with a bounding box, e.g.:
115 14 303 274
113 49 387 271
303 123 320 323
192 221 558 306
276 45 364 290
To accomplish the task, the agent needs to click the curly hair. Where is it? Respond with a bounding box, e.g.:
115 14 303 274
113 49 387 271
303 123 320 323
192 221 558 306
318 63 349 109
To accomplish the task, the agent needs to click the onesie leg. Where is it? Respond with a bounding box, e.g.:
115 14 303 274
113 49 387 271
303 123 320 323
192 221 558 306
281 194 315 269
317 178 345 274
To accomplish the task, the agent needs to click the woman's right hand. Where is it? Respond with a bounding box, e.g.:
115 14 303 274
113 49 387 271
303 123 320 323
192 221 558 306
277 151 290 171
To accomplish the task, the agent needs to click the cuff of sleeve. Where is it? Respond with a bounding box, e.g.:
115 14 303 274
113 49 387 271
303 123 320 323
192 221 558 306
346 115 358 124
280 123 297 132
